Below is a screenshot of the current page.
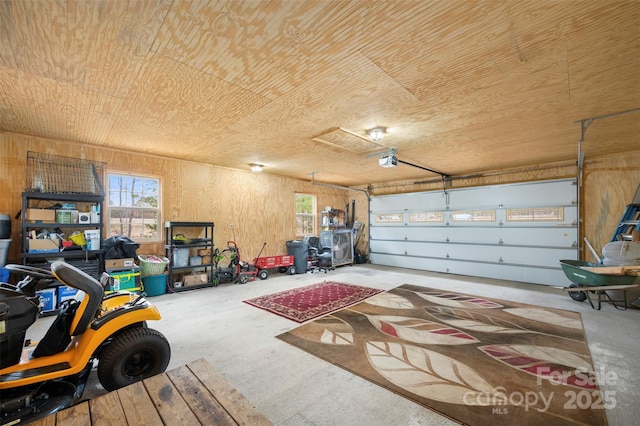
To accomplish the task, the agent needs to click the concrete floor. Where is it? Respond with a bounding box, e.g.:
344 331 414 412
31 264 640 425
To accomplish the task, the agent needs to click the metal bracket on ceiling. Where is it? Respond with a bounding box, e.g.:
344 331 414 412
575 106 640 177
579 119 593 143
308 172 370 199
574 106 640 263
365 148 397 159
574 106 640 131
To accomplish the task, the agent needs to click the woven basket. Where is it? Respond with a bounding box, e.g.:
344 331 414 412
138 255 169 276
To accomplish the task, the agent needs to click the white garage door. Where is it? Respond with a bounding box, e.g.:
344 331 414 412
369 179 578 286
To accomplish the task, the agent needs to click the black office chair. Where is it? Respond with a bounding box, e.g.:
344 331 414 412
305 236 333 273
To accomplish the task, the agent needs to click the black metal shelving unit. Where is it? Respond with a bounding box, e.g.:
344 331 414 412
164 221 215 291
20 151 106 315
21 191 105 279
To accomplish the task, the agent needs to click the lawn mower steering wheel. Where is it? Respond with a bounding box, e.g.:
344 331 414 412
4 264 55 296
5 264 55 279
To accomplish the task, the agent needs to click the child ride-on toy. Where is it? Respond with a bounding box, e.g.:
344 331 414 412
0 261 171 424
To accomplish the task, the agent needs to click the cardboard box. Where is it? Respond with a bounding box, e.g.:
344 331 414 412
57 285 79 305
28 238 60 253
105 258 136 271
201 255 213 265
197 248 212 256
182 273 209 287
36 288 57 313
26 208 56 223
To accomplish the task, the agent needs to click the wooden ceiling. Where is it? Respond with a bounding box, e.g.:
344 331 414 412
1 0 638 186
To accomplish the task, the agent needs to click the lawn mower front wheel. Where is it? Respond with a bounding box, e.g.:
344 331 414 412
97 327 171 392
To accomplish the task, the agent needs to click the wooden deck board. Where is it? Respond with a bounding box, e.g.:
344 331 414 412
34 358 271 425
117 381 164 425
29 414 56 426
55 401 90 425
143 372 200 425
187 358 272 426
167 364 237 426
88 389 128 426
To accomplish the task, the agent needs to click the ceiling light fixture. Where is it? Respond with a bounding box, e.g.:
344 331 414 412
249 163 263 173
366 127 386 142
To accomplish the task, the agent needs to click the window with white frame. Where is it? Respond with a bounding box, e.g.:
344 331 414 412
451 209 496 222
108 173 160 241
295 193 316 236
375 212 403 223
506 207 564 222
409 211 444 222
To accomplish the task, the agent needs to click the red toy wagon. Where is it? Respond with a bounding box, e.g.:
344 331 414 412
253 242 297 280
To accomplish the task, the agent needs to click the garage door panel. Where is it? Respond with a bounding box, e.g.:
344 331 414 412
370 253 570 286
369 179 578 286
371 192 446 212
400 242 575 267
372 226 577 247
370 240 406 254
497 227 577 247
446 180 576 209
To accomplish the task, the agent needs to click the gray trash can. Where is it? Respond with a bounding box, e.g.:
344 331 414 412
0 214 10 239
286 240 308 274
0 214 10 267
0 239 10 268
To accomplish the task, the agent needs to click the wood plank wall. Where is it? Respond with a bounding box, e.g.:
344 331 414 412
2 131 639 267
0 132 353 263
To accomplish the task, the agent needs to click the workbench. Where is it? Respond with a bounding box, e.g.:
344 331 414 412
31 358 272 425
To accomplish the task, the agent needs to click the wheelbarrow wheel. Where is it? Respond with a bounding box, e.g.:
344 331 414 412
568 284 587 302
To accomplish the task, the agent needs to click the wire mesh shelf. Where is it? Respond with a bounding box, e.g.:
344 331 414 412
25 151 106 195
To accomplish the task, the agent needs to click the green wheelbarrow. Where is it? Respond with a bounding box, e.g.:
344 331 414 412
559 259 639 310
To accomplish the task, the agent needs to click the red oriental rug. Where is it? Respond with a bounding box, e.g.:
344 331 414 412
243 281 383 323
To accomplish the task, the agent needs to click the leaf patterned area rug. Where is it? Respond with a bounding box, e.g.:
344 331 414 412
244 281 383 323
277 284 609 425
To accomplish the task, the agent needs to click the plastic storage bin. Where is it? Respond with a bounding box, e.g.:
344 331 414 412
142 273 167 296
107 269 141 293
0 267 9 283
173 248 189 267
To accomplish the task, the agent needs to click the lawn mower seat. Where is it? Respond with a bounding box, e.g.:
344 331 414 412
51 261 104 336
